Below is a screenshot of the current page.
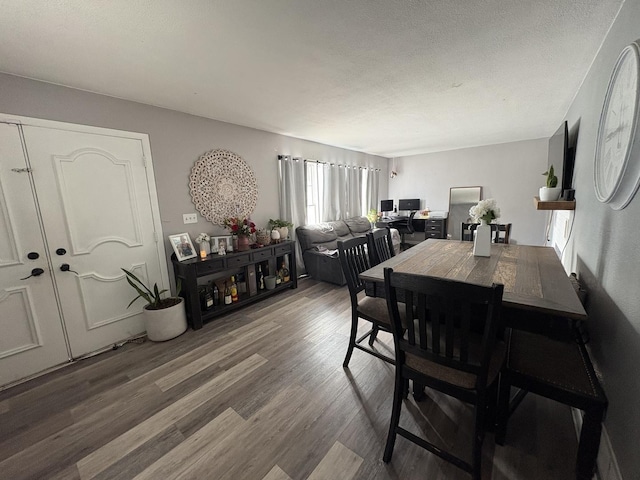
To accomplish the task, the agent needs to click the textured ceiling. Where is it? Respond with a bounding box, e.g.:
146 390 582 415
0 0 623 157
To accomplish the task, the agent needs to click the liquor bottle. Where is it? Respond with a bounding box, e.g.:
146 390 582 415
230 275 239 302
257 264 265 290
281 261 290 283
199 286 213 311
224 281 232 305
275 267 282 285
212 282 220 307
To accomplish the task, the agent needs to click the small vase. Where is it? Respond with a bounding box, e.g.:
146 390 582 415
473 220 491 257
237 235 250 251
271 229 281 243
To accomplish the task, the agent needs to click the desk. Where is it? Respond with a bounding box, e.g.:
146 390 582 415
361 239 586 336
376 218 448 245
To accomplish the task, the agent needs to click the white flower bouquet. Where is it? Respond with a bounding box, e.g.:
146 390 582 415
469 198 500 223
195 233 210 244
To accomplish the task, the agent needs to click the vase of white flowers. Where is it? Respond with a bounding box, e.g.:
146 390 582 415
469 199 500 257
195 233 211 257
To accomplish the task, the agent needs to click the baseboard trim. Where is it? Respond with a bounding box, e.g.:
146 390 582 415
571 408 622 480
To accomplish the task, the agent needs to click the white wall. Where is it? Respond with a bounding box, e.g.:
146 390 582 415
559 1 640 478
389 139 549 245
0 73 388 277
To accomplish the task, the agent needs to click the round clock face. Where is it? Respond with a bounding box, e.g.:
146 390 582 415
594 42 640 210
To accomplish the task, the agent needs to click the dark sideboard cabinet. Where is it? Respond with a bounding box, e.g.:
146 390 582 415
377 217 447 247
172 240 297 330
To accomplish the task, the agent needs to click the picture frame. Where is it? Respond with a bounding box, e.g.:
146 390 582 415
213 236 234 254
169 233 197 261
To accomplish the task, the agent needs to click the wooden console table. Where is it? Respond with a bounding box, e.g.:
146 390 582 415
172 240 297 330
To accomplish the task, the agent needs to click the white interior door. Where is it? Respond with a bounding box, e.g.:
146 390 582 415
0 123 70 386
21 123 168 358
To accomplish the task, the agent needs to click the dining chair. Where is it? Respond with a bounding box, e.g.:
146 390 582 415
338 236 406 367
382 267 505 480
493 223 512 244
461 222 478 242
367 227 395 266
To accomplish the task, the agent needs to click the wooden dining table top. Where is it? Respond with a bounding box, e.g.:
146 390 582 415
360 239 586 320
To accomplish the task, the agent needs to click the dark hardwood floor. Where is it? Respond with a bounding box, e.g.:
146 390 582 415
0 278 578 479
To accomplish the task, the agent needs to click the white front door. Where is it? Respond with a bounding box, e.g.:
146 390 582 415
0 118 168 386
0 123 69 386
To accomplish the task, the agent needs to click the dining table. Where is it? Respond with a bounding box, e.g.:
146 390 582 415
360 239 586 338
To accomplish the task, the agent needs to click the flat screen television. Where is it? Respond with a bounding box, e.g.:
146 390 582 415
398 198 420 211
548 121 574 193
380 199 393 212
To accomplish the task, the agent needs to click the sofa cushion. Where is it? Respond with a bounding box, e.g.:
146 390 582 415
296 223 341 252
344 216 372 235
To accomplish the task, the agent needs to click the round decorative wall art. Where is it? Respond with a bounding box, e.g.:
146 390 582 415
189 149 258 223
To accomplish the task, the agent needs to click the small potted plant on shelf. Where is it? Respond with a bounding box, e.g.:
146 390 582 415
122 269 187 341
540 165 561 201
268 219 294 241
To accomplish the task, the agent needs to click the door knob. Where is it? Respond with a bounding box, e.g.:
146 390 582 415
56 248 67 256
21 268 45 280
27 252 40 260
60 263 79 275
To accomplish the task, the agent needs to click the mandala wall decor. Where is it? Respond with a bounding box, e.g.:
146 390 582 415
189 149 258 224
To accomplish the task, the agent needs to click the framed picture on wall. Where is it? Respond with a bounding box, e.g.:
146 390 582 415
169 233 197 261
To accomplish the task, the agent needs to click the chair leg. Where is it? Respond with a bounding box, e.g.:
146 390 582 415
576 407 605 480
343 313 358 368
368 325 379 346
472 396 487 480
383 371 404 463
495 375 511 445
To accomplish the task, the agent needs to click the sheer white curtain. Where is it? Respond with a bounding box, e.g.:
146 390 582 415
278 156 306 271
364 168 380 214
345 166 362 218
278 155 381 271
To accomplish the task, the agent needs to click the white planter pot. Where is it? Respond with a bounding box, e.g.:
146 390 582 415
143 297 188 342
276 226 289 240
539 186 561 202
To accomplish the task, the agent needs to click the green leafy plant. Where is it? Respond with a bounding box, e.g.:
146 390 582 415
268 218 293 229
122 268 181 310
543 165 558 188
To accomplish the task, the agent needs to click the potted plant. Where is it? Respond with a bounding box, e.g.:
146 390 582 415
268 218 294 240
540 165 561 201
122 268 187 341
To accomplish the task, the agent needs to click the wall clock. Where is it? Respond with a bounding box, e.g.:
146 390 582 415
594 41 640 210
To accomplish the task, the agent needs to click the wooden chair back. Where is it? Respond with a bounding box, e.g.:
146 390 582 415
461 222 478 242
494 223 512 244
337 236 372 300
367 227 395 266
384 268 504 392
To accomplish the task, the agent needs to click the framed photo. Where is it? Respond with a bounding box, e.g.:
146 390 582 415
213 236 234 254
169 233 197 261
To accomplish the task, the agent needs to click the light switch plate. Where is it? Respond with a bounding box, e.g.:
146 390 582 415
183 213 198 224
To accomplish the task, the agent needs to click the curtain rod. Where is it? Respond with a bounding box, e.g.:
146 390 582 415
278 154 381 171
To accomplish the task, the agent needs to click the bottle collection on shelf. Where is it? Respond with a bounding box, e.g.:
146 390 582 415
198 261 291 312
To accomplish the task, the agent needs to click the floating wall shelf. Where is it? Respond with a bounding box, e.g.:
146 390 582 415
534 196 576 210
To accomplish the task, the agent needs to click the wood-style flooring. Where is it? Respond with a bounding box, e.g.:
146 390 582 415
0 278 579 479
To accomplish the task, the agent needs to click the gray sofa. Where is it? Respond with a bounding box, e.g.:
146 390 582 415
296 216 399 285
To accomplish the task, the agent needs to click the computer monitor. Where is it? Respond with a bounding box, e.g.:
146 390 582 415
398 198 420 211
380 199 393 212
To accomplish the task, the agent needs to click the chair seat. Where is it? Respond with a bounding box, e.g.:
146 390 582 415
357 296 406 328
507 330 603 399
406 338 506 390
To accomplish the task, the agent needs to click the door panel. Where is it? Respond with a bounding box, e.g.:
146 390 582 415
22 125 165 357
0 123 69 386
